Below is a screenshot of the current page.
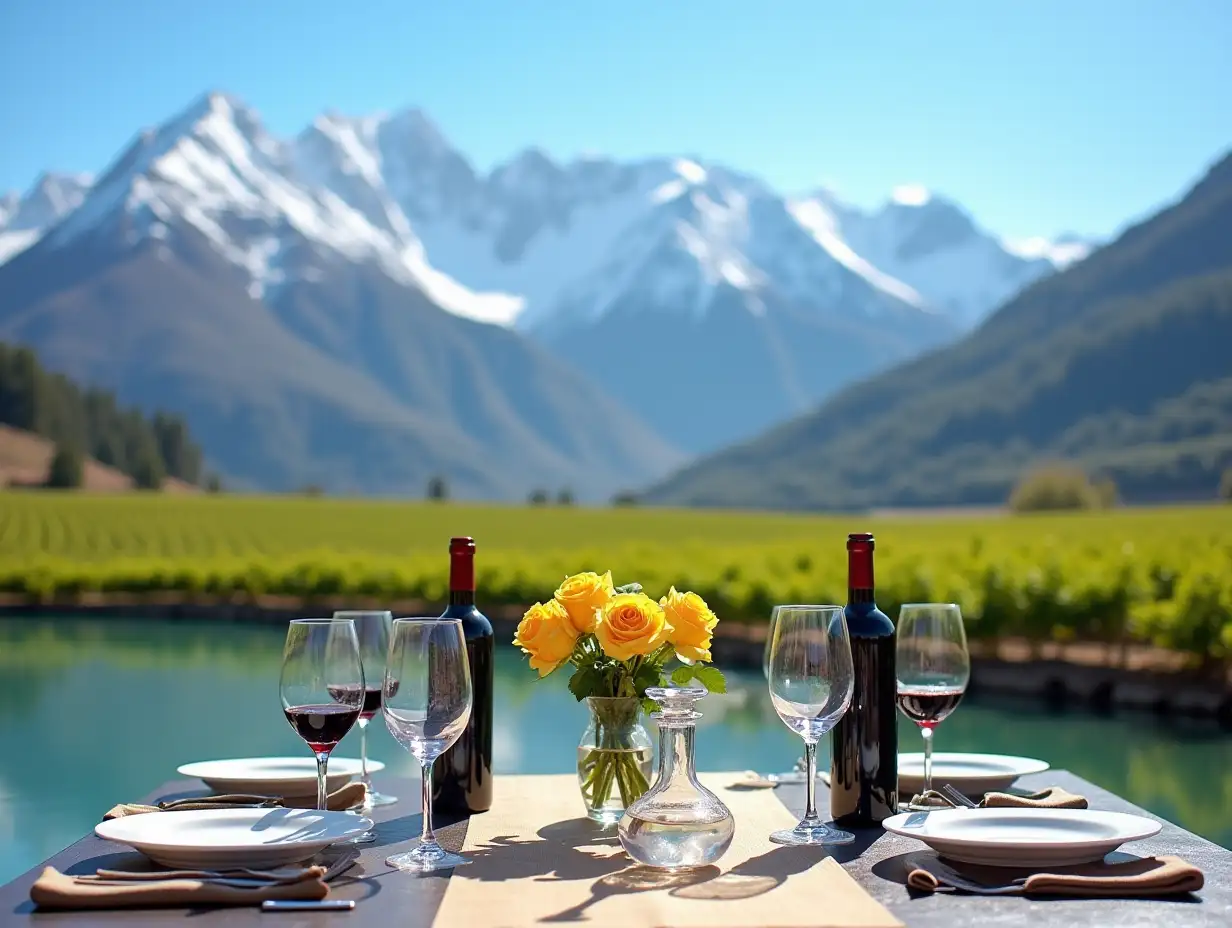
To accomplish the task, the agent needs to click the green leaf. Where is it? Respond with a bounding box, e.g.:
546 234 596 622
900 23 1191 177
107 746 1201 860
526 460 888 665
641 697 660 716
614 582 644 595
633 660 662 695
691 665 727 694
568 665 601 701
670 665 696 686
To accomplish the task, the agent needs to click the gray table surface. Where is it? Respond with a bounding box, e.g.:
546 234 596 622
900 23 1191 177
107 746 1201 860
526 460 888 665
2 770 1229 927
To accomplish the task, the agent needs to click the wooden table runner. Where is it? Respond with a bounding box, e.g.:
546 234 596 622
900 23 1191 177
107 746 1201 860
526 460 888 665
433 773 902 928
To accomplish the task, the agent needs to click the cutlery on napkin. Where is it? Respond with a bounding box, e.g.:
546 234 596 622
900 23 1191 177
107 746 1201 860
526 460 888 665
911 785 1089 810
30 851 358 910
904 851 1204 897
104 781 367 819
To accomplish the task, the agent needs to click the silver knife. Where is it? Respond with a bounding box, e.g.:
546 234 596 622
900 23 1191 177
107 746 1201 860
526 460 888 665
262 900 356 911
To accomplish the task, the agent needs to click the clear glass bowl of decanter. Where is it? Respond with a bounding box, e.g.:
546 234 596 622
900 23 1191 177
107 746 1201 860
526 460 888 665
617 685 735 870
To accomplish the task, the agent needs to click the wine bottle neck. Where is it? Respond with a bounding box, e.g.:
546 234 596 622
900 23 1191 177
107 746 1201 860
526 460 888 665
448 535 476 601
848 587 875 604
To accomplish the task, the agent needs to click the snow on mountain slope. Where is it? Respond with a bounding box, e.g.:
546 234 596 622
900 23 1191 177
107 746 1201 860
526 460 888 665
1003 233 1094 268
533 162 945 337
0 172 92 265
13 92 1084 333
43 93 520 322
789 186 1066 328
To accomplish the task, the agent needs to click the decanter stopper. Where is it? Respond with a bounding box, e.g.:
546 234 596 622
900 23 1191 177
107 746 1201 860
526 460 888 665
617 685 735 870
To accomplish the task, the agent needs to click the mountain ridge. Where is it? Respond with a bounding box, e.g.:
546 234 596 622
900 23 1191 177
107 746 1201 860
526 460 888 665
645 149 1232 508
2 90 1085 331
0 98 685 499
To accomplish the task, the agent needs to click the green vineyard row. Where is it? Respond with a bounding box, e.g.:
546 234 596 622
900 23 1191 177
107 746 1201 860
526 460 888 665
1 494 1230 661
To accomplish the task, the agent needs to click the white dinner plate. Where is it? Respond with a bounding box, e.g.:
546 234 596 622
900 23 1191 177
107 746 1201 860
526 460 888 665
883 807 1161 867
898 752 1050 796
96 808 374 869
177 757 385 796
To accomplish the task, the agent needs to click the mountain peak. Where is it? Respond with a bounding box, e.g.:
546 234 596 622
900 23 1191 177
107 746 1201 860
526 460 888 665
890 182 932 207
382 107 452 156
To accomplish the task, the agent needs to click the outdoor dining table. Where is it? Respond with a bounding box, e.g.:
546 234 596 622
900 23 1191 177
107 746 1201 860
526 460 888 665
2 769 1229 927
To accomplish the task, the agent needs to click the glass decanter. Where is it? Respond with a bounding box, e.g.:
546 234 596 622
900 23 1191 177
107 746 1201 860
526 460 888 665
617 686 735 870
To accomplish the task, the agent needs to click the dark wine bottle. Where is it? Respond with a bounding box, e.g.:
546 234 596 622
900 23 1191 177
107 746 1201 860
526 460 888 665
830 532 898 826
432 536 494 815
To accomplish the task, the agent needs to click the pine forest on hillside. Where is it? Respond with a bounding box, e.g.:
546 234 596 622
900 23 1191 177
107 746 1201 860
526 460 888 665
0 341 204 488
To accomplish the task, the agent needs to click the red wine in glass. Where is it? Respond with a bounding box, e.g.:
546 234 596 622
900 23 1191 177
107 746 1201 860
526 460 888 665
329 684 383 720
895 603 971 811
284 703 361 752
332 610 398 816
895 687 965 729
280 618 365 811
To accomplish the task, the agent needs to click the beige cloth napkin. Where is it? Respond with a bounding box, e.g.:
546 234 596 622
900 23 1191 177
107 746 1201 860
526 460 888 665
29 865 329 909
912 785 1088 810
104 781 367 819
432 772 902 928
907 853 1204 897
982 786 1088 809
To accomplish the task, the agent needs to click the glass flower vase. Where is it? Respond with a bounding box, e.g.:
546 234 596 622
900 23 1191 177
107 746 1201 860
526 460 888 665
577 696 654 824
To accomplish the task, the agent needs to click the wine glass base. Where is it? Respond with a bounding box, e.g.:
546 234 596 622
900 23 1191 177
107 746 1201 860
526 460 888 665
770 824 855 847
767 771 811 784
367 790 399 808
386 845 470 872
339 830 378 845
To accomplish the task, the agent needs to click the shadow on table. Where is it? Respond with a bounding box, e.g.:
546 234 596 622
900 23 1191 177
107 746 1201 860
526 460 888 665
542 865 721 922
454 818 627 884
669 847 817 902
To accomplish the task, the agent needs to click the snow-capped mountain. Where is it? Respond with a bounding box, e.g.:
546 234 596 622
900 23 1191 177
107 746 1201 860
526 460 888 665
788 184 1090 328
0 172 92 263
0 93 682 498
2 93 1081 335
0 89 1091 467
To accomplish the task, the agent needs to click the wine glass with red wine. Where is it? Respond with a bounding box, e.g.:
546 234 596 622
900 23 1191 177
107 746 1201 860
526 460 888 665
383 618 472 872
896 603 970 811
280 618 364 811
330 611 395 845
333 610 397 809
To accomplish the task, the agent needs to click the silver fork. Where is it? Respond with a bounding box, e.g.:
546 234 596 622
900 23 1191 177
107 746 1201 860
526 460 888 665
80 850 359 888
941 784 981 809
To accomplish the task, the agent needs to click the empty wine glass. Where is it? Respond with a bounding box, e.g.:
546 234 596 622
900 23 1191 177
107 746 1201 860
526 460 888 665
280 618 364 811
333 611 395 845
897 603 970 811
766 605 855 846
762 605 808 783
383 618 473 872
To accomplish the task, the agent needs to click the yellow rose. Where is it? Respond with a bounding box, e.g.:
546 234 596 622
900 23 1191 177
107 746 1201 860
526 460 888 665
554 570 614 633
513 599 579 677
660 587 718 663
596 592 670 660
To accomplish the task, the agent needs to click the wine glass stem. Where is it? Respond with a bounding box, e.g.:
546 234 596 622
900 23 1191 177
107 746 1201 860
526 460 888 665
315 751 330 811
921 725 935 794
803 741 819 823
420 761 436 846
358 718 370 788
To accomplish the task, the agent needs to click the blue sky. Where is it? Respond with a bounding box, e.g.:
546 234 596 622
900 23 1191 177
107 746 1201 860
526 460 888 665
2 0 1229 240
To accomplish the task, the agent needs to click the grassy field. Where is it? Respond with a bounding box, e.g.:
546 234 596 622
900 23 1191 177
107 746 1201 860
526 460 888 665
1 492 1230 660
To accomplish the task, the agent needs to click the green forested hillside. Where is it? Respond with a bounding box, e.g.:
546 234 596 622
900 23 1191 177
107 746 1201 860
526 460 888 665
0 341 203 487
647 152 1232 509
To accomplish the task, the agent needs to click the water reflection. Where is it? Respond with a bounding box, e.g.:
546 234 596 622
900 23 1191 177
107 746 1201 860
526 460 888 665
0 617 1228 885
